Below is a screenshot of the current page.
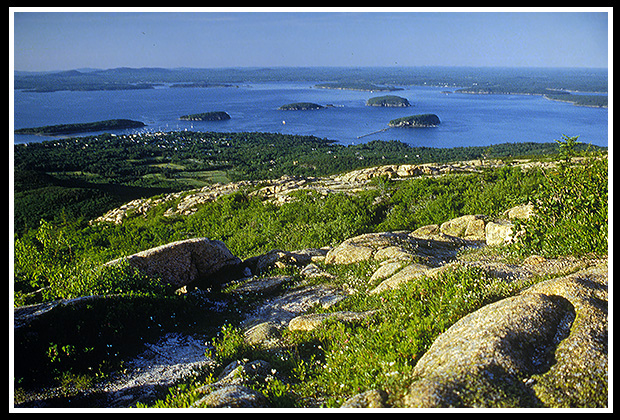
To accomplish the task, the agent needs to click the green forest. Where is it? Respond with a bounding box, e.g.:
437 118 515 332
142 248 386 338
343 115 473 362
179 112 231 121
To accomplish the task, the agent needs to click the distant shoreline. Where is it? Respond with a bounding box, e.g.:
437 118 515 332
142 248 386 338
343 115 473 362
454 90 607 108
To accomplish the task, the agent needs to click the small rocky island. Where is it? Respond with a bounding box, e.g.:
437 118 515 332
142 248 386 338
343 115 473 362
389 114 441 128
14 119 146 136
278 102 325 111
366 95 411 107
179 111 231 121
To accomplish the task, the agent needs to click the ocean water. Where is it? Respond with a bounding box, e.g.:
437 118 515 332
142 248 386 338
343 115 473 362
13 82 608 148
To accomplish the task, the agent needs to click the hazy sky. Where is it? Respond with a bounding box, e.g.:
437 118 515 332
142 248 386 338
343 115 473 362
11 8 610 72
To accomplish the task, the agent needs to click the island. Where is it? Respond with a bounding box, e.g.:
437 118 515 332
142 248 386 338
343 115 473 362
314 82 403 92
388 114 441 128
170 82 238 89
278 102 325 111
366 95 411 107
179 111 231 121
14 119 146 136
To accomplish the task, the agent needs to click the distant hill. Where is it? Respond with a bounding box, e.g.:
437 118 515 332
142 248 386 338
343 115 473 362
14 66 608 94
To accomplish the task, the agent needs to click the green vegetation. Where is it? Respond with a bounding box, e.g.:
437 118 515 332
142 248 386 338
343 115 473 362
14 119 146 136
366 95 411 107
12 130 608 408
13 165 528 303
13 131 572 234
513 135 608 257
205 264 527 408
278 102 325 110
13 134 607 305
389 114 440 127
179 111 231 121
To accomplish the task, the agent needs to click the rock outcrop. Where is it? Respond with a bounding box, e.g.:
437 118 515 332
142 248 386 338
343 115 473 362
324 230 466 267
105 237 242 289
403 260 608 408
91 158 557 226
92 161 501 225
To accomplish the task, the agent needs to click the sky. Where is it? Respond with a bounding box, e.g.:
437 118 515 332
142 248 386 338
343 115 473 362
11 8 611 72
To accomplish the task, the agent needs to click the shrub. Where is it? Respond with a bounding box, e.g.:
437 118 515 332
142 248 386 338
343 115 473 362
513 135 608 257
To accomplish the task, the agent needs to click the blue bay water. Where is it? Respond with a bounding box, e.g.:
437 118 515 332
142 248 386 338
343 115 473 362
13 82 608 148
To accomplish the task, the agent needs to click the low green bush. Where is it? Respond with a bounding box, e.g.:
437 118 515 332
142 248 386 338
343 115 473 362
513 135 608 257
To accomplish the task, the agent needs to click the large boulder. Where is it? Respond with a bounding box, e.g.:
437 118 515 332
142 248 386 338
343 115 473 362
341 389 389 408
194 384 267 408
404 260 608 408
485 220 515 246
504 203 535 220
106 237 241 289
440 214 487 241
244 248 320 275
325 230 465 267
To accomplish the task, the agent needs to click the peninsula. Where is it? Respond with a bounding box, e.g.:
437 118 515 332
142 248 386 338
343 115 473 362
389 114 441 128
366 95 411 107
278 102 325 111
14 119 146 136
179 111 231 121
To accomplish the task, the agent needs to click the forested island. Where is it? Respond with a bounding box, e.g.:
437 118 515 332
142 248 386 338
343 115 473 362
170 82 238 89
389 114 441 128
366 95 411 107
278 102 325 110
315 82 403 92
14 119 146 136
179 112 231 121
